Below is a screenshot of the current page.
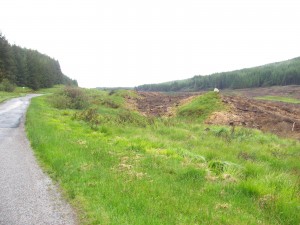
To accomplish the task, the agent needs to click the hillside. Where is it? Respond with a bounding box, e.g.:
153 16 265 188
0 33 77 90
136 57 300 92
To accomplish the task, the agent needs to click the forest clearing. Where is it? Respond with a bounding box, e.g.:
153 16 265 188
131 86 300 140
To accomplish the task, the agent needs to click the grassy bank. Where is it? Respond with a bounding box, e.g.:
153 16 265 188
26 89 300 224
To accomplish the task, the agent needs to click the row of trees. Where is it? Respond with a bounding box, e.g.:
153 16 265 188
136 57 300 92
0 33 77 90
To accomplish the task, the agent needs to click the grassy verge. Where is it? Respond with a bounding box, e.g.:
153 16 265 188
0 87 33 103
26 90 300 224
255 95 300 104
0 91 21 103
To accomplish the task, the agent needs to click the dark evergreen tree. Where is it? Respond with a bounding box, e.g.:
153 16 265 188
0 32 77 90
136 57 300 92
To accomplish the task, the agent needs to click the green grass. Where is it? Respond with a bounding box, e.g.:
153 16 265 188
0 87 33 103
26 90 300 225
0 91 23 103
255 95 300 104
177 92 224 121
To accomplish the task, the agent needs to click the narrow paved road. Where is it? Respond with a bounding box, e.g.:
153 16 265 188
0 95 77 225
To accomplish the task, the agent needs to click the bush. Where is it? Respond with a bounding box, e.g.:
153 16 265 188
50 87 89 109
63 87 89 109
0 79 15 92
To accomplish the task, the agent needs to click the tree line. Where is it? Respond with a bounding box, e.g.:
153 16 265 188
136 57 300 92
0 33 77 90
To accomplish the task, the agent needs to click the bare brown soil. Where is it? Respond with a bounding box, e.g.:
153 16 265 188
206 95 300 140
133 92 199 117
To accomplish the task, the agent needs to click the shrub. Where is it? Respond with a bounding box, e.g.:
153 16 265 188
0 79 15 92
63 87 89 109
50 87 89 110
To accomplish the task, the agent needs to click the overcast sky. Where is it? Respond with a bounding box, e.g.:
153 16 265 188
1 0 300 88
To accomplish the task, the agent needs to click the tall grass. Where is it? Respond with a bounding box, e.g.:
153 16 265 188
26 90 300 224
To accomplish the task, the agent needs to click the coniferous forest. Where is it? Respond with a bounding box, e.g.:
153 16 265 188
136 57 300 92
0 33 77 90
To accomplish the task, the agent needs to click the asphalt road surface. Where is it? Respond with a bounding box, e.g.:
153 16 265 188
0 95 77 225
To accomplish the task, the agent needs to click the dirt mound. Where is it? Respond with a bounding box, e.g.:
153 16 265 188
133 92 199 117
206 95 300 140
